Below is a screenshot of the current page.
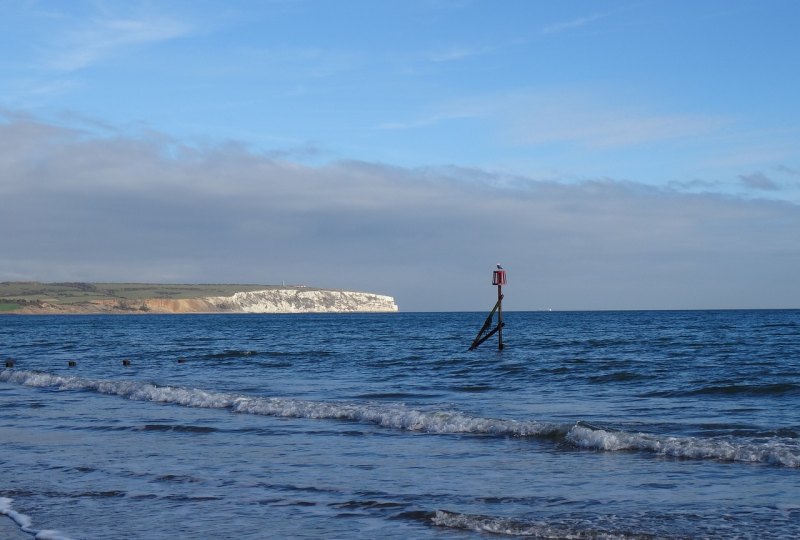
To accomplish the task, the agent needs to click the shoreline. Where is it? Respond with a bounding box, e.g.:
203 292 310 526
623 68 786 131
1 310 399 316
0 282 399 315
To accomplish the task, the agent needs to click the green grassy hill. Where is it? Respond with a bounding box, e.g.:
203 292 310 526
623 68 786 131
0 282 302 310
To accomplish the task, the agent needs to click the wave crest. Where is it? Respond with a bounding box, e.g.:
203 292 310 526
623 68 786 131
566 425 800 467
0 497 74 540
3 369 799 468
431 510 651 539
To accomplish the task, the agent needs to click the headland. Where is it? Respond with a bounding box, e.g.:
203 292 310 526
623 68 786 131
0 282 398 314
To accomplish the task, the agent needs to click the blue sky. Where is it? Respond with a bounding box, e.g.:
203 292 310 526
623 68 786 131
1 1 799 310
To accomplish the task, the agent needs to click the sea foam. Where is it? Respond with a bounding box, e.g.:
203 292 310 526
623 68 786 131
565 424 800 467
431 510 647 539
3 369 799 468
0 497 73 540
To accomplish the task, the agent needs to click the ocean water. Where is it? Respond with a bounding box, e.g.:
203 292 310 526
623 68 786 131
1 310 798 539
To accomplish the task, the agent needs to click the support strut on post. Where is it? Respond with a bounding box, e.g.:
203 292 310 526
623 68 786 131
469 265 507 351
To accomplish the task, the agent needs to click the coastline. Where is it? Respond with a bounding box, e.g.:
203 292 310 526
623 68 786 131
0 282 398 315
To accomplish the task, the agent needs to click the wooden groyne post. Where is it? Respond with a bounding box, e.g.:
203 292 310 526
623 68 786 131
469 265 506 351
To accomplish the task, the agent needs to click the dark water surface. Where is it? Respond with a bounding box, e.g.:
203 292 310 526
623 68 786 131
1 311 799 539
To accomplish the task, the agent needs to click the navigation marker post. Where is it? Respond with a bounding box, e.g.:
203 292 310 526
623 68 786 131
469 265 506 351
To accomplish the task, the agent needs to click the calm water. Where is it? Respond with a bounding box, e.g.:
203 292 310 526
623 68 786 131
1 311 799 539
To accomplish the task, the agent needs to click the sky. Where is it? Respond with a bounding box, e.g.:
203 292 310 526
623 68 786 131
1 0 799 311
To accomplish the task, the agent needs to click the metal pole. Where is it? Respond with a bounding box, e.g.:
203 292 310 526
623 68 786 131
497 283 504 350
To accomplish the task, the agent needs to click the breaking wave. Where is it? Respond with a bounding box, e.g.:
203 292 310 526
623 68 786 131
0 497 74 540
565 424 799 467
431 510 655 539
0 369 560 437
2 369 799 468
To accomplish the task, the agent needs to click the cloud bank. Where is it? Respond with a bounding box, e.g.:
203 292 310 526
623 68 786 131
1 113 798 311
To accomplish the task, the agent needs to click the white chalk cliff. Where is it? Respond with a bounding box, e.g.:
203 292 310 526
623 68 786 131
205 288 398 313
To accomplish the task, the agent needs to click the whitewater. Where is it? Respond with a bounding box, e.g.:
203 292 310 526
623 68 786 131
1 310 799 538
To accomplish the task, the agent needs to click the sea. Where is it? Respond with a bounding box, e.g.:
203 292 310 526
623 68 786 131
1 310 798 539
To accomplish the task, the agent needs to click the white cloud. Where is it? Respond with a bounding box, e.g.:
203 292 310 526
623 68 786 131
541 13 609 35
377 110 479 131
46 16 191 72
511 106 720 149
443 89 727 149
1 113 798 310
428 45 492 63
234 46 363 81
